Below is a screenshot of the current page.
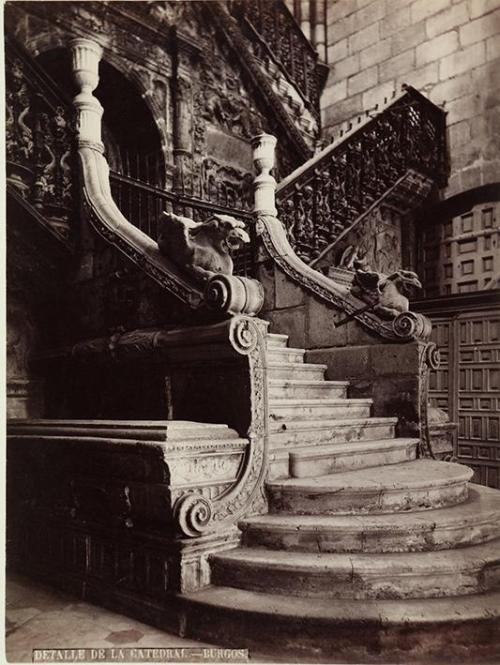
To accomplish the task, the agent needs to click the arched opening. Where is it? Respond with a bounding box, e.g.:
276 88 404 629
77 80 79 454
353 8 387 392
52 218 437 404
35 48 165 187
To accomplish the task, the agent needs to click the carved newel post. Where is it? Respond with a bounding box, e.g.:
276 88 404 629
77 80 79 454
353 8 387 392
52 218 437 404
252 134 277 217
70 39 104 150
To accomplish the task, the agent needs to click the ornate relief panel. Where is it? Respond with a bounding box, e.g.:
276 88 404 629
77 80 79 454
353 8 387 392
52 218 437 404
333 206 403 275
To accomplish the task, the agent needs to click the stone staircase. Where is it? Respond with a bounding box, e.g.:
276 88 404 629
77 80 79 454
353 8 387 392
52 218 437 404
179 332 500 662
265 333 416 480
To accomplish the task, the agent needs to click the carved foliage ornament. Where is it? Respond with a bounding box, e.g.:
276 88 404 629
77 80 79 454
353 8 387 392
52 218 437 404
6 53 74 233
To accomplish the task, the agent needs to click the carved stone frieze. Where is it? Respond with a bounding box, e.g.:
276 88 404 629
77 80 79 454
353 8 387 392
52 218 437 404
334 206 403 276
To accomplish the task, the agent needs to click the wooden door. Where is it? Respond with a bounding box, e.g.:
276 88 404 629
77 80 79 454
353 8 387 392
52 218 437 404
419 293 500 488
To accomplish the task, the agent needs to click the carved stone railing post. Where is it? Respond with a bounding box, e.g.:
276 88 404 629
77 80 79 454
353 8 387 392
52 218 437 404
252 133 277 217
70 38 104 151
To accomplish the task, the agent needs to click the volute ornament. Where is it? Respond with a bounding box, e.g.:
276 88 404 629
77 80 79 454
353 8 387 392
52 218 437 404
393 311 432 341
174 492 213 538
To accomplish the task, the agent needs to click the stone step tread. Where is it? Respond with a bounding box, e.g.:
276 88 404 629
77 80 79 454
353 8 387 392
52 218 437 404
7 419 230 430
212 538 500 574
289 437 418 459
269 398 373 406
269 416 398 433
266 362 327 370
7 420 239 442
241 485 500 532
184 585 500 624
267 347 306 354
269 379 349 387
266 333 289 342
8 434 247 447
267 460 473 492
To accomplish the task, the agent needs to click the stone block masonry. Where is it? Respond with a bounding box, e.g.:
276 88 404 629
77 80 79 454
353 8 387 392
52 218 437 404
322 0 500 196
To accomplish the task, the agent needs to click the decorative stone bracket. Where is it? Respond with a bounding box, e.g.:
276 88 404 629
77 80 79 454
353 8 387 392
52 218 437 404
70 38 263 317
251 133 432 343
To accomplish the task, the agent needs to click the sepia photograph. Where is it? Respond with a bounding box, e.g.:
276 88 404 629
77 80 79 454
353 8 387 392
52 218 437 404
4 0 500 662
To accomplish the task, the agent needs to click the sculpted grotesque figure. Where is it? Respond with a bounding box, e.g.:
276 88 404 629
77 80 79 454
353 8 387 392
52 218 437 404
351 263 422 319
157 211 250 282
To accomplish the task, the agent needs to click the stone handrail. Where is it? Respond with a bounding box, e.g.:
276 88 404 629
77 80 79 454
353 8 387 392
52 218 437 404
252 133 433 343
71 38 263 318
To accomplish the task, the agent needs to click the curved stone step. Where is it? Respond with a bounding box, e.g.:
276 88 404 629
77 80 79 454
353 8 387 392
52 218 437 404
267 460 473 514
180 585 500 662
240 485 500 553
269 398 372 421
269 416 397 446
290 437 418 477
268 378 349 400
210 538 500 600
266 362 327 380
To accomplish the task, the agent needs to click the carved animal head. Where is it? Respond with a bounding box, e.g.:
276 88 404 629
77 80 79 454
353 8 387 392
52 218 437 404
202 214 250 253
386 270 422 295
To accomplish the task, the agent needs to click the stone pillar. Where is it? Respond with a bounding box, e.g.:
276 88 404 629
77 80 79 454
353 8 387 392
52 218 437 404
172 76 193 195
172 32 198 197
252 134 278 216
70 38 104 150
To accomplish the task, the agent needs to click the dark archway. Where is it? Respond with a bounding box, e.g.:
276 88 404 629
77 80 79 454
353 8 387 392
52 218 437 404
35 48 165 187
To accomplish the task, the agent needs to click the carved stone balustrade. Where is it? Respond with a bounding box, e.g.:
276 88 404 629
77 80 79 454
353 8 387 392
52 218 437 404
275 86 449 265
229 0 322 122
6 37 76 240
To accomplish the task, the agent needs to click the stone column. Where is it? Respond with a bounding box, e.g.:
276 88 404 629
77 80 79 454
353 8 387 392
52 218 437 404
172 32 198 198
172 75 193 195
70 38 104 150
252 134 278 216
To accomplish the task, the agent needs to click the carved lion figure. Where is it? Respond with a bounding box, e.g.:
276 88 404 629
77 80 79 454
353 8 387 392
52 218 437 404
157 211 250 282
352 266 422 319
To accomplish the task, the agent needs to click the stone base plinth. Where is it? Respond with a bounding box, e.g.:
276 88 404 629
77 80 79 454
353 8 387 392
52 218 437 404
7 419 244 610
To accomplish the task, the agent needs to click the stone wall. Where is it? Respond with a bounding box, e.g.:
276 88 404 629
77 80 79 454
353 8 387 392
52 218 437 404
322 0 500 197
